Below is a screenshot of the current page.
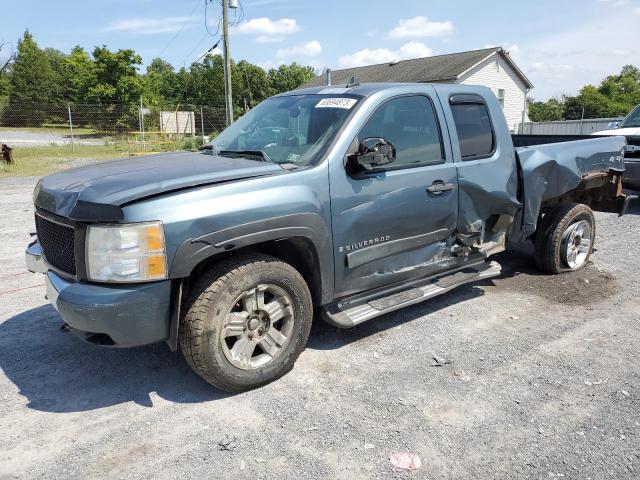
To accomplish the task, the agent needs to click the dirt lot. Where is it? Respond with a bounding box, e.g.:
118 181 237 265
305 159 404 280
1 176 639 480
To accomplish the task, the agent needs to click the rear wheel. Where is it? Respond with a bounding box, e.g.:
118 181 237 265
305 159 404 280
534 203 596 274
180 254 313 392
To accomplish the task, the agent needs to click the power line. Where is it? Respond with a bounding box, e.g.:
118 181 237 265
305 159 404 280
157 0 201 58
181 30 215 67
193 38 222 64
205 0 223 37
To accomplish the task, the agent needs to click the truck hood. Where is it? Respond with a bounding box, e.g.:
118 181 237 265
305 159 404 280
592 127 640 136
34 151 284 221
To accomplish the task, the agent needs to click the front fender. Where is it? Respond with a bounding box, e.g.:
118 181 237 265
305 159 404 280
122 165 334 304
169 213 332 301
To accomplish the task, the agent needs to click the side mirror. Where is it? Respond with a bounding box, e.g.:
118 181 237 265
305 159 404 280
607 121 620 130
348 137 396 171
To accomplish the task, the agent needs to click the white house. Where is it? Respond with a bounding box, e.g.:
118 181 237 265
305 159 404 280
304 47 533 132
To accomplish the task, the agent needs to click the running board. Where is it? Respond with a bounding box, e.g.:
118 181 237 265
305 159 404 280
322 261 502 328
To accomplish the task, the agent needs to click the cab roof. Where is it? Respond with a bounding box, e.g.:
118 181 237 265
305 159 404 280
275 82 485 99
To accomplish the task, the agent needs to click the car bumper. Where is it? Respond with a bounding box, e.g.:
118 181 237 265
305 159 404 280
26 241 172 347
624 160 640 190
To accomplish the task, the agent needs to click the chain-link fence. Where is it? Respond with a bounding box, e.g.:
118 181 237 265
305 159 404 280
0 101 228 155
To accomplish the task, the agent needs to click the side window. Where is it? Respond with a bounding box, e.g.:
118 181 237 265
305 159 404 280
359 95 444 167
450 101 495 160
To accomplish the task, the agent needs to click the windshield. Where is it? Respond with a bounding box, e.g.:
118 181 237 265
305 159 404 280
620 105 640 128
209 94 361 167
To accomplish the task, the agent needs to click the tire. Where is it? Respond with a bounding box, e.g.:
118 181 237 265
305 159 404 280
179 254 313 392
534 203 596 274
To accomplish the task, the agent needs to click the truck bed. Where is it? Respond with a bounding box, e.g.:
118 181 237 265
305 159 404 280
512 135 627 241
512 134 640 159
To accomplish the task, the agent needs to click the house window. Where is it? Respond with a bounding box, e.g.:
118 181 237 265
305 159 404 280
497 89 505 108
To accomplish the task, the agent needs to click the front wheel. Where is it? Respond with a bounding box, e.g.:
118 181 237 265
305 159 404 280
534 203 596 274
179 254 313 392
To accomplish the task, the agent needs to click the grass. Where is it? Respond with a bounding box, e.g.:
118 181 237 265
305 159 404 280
0 144 130 178
0 135 207 178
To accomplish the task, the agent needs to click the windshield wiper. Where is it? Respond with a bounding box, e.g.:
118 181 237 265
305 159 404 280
217 149 276 164
199 144 219 154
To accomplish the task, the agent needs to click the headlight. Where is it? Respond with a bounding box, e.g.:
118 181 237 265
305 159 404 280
86 221 167 282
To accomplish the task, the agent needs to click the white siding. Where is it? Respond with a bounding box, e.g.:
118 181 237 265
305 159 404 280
457 53 529 132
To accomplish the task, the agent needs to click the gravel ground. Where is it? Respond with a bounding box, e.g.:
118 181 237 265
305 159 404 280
0 130 106 147
1 176 639 480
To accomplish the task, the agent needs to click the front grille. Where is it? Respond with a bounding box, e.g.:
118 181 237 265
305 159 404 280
626 137 640 159
36 213 76 275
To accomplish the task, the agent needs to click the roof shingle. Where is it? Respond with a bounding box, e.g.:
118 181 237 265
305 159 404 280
303 47 531 88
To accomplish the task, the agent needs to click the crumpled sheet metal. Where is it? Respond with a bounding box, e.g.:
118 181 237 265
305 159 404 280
513 136 626 242
457 168 521 235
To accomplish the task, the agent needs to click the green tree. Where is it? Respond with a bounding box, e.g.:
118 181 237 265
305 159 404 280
598 65 640 116
564 86 612 120
8 31 57 104
528 98 564 122
144 58 180 105
0 41 15 101
233 60 271 111
64 46 97 103
88 46 143 103
268 63 315 94
43 48 68 103
186 54 225 105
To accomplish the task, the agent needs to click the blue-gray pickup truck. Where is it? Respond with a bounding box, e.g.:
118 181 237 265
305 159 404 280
25 83 634 392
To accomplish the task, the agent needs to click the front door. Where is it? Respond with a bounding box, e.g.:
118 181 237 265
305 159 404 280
330 91 459 298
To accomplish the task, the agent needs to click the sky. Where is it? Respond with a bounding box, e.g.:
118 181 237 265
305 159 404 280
1 0 639 100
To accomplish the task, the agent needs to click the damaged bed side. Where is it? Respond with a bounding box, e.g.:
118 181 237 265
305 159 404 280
509 135 631 243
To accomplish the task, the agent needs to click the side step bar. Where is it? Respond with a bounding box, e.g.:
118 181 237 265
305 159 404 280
322 261 502 328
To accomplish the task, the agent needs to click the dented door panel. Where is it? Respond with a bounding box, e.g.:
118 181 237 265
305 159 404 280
328 85 461 298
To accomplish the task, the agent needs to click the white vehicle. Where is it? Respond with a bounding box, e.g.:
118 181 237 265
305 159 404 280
592 105 640 189
592 105 640 136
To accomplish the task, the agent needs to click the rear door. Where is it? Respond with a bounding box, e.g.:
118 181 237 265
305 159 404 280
435 88 520 249
329 88 459 298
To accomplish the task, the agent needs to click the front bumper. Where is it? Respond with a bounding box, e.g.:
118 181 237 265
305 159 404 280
26 241 172 347
624 160 640 190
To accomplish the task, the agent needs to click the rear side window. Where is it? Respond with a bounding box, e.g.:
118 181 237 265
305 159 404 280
450 101 495 160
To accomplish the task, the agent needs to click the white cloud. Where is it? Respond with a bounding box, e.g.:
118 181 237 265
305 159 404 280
103 16 194 34
634 7 640 15
338 41 433 68
276 40 322 59
388 16 453 39
398 41 434 59
515 8 640 100
506 44 520 57
256 35 286 43
234 17 299 36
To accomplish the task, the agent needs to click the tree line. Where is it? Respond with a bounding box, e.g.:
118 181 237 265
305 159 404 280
3 31 639 127
528 65 640 122
0 31 316 128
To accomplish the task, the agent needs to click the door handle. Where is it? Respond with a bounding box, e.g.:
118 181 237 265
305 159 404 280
427 182 455 195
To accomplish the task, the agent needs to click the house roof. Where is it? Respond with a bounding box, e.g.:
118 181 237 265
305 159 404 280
303 47 534 90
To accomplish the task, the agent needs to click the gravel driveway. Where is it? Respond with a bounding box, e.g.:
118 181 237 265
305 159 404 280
0 130 107 147
1 176 639 479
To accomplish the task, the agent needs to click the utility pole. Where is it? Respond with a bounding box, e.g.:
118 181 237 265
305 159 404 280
222 0 234 126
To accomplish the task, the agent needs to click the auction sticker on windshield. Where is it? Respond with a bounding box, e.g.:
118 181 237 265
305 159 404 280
315 98 358 109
